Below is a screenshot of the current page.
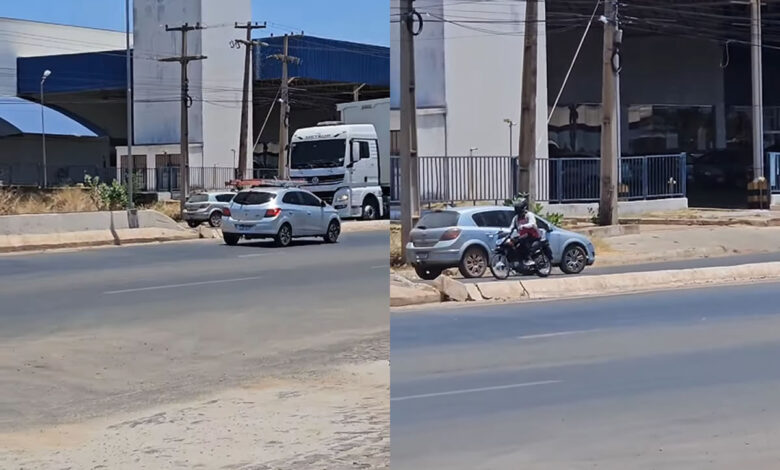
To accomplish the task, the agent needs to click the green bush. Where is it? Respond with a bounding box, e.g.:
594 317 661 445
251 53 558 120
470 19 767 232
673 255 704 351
503 192 564 226
84 175 128 211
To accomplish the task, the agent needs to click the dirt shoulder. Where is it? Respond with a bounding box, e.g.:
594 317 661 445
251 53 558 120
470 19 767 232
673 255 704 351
0 361 389 469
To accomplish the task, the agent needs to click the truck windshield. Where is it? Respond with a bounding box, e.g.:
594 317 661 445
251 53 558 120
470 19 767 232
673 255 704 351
290 139 346 169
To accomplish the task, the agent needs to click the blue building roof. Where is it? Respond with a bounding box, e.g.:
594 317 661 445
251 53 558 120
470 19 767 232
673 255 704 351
17 50 128 96
0 97 98 137
255 36 389 87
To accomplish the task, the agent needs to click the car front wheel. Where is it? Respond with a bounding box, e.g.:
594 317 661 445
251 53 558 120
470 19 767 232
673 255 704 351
324 220 340 243
560 244 587 274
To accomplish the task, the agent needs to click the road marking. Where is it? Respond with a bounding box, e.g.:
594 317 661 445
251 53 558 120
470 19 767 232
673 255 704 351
371 265 387 269
104 276 265 295
391 380 561 402
517 329 600 340
237 253 271 258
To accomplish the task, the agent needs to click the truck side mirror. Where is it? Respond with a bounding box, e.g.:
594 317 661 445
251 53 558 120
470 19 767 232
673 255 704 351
350 142 361 167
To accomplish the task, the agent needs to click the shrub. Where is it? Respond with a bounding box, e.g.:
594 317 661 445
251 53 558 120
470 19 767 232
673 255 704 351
84 175 128 211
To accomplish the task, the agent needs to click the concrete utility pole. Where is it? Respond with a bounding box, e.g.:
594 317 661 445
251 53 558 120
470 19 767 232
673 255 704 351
751 0 765 189
160 23 206 217
234 21 267 180
518 0 538 203
270 34 301 180
125 0 138 228
400 0 421 259
598 0 620 225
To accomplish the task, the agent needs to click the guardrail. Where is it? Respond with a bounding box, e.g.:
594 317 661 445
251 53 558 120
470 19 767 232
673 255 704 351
389 153 687 204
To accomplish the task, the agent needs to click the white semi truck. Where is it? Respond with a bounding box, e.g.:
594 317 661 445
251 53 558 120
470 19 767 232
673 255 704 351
288 98 390 219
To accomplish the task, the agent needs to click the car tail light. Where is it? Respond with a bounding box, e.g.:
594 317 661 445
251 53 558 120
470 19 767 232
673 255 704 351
265 208 281 218
222 207 231 217
440 228 461 241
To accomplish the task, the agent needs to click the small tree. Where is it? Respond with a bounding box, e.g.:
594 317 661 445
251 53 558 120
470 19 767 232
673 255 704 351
84 175 128 211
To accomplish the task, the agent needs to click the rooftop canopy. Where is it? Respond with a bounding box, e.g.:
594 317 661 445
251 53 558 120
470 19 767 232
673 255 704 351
0 97 98 137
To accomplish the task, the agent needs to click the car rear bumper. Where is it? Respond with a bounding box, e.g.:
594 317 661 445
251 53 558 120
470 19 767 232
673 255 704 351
182 210 210 222
222 217 282 237
405 243 461 267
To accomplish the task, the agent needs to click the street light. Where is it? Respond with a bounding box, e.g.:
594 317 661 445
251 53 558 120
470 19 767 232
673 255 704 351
40 69 52 188
469 147 478 157
503 118 517 157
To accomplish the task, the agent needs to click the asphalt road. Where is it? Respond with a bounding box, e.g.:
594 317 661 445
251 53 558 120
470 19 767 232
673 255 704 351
0 231 388 431
392 282 780 469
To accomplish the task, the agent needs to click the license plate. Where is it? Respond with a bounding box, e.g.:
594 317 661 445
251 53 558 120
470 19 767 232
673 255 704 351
236 224 252 231
415 252 429 260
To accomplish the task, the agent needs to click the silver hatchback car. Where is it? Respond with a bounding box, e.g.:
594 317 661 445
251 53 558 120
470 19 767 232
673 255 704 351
183 191 236 228
405 206 596 280
221 186 341 247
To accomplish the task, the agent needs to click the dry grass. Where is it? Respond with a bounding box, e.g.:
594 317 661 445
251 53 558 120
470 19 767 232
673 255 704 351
0 189 97 216
390 223 404 267
147 200 182 222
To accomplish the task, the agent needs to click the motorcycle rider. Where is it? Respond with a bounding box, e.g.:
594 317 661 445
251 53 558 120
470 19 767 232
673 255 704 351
510 199 540 266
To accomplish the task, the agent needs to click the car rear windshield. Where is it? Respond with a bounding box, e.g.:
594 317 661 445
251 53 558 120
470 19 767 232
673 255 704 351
415 211 460 229
232 191 275 205
188 194 208 203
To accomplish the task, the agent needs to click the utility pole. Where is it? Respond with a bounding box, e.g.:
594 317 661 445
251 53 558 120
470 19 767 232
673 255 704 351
270 34 301 180
598 0 620 225
400 0 421 259
125 0 138 228
518 0 538 203
751 0 765 192
234 21 267 180
160 23 206 217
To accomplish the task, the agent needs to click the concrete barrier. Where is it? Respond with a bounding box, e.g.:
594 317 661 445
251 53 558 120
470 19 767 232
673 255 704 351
0 210 183 236
0 228 197 253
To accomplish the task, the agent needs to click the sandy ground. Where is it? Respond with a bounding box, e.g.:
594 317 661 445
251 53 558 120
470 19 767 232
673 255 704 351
0 360 389 469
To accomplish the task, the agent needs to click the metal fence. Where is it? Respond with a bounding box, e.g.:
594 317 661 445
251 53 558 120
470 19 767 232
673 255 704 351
770 152 780 193
0 165 277 192
390 153 687 205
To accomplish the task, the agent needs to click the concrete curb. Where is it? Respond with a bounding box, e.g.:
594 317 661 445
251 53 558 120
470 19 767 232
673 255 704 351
573 224 640 238
570 217 780 227
391 262 780 307
341 220 389 234
0 228 198 253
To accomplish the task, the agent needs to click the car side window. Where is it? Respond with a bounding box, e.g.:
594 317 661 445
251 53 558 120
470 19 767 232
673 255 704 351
282 191 302 205
359 141 371 159
471 212 488 227
472 210 504 228
299 192 321 207
500 210 515 227
216 194 234 202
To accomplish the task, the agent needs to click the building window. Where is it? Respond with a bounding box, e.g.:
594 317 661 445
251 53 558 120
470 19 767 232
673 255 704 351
547 104 602 156
627 105 715 155
391 130 400 156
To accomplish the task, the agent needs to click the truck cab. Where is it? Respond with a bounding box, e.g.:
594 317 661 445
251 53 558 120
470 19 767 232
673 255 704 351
289 123 385 219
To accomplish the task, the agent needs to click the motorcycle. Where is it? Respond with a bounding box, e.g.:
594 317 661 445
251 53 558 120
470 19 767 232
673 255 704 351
489 228 553 279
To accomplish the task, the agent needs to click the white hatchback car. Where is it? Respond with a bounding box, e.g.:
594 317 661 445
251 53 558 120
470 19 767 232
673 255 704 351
221 186 341 247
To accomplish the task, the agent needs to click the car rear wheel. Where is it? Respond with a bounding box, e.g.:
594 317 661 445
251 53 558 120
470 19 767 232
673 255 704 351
560 244 587 275
274 223 292 247
459 246 488 278
223 233 240 246
208 211 223 227
324 220 340 243
414 265 443 280
186 220 200 228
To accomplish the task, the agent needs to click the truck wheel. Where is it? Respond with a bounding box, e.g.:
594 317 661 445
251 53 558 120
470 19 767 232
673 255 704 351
362 197 379 220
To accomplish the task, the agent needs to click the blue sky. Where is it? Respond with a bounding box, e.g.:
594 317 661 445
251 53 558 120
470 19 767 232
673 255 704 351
0 0 389 46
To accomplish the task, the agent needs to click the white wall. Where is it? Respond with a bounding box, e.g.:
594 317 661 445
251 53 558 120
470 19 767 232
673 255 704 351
443 0 548 159
132 0 249 170
0 18 128 96
133 0 203 146
200 0 250 169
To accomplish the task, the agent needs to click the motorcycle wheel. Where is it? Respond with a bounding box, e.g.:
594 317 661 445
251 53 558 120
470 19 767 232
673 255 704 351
490 253 511 280
534 253 552 278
